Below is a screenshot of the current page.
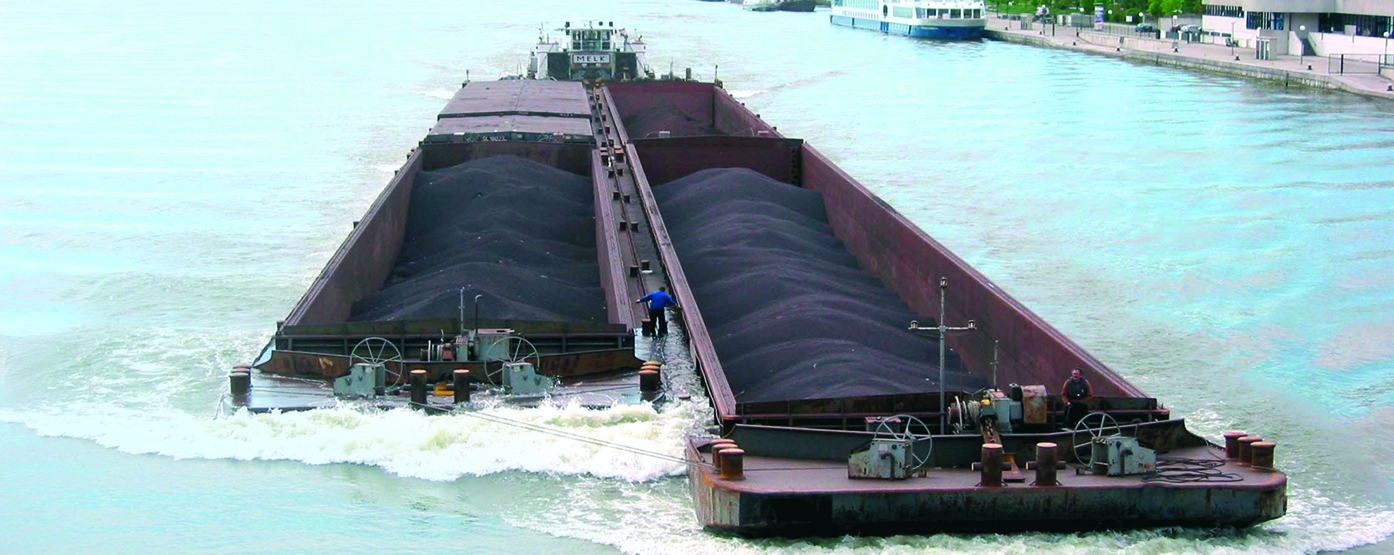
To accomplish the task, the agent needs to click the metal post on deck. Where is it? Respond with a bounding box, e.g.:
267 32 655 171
991 340 1000 390
938 278 947 432
922 277 977 433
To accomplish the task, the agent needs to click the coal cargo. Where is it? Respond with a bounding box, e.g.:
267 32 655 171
349 155 608 324
621 101 722 139
654 168 983 402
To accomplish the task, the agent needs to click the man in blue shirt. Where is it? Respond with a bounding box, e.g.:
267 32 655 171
636 286 677 337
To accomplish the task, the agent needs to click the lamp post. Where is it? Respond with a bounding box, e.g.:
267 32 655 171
1384 31 1390 67
1299 25 1306 67
1231 21 1236 56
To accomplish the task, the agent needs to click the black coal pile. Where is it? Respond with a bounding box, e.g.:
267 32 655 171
621 100 721 140
349 156 607 324
654 168 984 403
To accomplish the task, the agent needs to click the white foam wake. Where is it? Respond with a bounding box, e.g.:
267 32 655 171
726 89 767 100
0 398 705 482
421 88 455 100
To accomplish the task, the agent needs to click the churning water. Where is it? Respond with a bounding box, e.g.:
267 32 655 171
3 0 1393 552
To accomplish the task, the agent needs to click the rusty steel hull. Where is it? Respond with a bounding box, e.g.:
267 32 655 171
685 426 1288 536
688 459 1287 536
605 80 1147 425
256 347 639 382
600 80 1287 533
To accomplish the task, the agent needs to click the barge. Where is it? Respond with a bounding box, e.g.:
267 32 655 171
232 32 1286 535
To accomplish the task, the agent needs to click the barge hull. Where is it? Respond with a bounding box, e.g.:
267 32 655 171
604 81 1144 426
599 80 1286 533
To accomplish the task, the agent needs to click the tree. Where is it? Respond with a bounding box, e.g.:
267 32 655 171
1147 0 1179 18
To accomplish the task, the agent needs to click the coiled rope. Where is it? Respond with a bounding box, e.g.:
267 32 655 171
1144 457 1244 483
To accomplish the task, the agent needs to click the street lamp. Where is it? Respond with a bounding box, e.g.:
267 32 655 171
1300 25 1306 66
1230 21 1236 56
1384 31 1390 67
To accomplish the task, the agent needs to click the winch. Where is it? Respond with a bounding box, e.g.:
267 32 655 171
948 384 1049 439
848 415 933 480
333 330 552 400
1089 435 1157 476
1074 412 1158 477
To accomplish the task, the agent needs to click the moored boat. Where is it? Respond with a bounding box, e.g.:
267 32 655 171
830 0 986 39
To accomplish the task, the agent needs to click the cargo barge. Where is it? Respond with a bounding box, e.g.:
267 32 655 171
230 33 1286 535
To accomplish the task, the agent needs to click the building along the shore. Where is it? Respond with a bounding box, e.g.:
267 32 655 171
1201 0 1394 60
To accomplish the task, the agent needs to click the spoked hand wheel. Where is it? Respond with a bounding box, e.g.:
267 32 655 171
873 414 935 471
1072 411 1120 466
483 335 541 387
350 337 404 387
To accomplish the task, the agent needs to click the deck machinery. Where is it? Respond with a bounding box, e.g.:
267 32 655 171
234 43 1286 533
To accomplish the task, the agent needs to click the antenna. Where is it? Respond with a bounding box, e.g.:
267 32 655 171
907 277 980 433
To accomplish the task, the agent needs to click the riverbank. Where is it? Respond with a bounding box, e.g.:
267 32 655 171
983 20 1394 101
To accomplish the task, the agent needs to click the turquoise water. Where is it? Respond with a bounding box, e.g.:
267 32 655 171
3 0 1394 552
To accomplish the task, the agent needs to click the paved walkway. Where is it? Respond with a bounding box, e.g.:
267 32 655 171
985 17 1394 101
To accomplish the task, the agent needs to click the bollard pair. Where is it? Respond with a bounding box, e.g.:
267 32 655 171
1224 430 1278 470
229 366 251 405
639 361 662 395
709 439 743 480
982 443 1062 487
1238 435 1262 465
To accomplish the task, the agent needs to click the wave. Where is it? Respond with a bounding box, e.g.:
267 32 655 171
726 89 768 100
421 88 456 100
0 398 705 483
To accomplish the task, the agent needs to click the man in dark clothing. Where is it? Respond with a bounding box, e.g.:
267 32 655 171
1060 368 1093 428
636 286 677 337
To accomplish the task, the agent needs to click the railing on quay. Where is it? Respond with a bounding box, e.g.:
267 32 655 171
1326 53 1393 74
1092 21 1162 40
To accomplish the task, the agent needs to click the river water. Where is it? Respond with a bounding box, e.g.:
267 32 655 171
3 0 1393 553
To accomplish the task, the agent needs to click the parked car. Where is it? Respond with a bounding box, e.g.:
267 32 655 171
1136 23 1157 33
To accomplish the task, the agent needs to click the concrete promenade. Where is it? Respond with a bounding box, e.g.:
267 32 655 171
983 18 1394 101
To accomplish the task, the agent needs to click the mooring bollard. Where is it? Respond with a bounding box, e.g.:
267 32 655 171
711 442 736 471
1238 435 1261 465
1250 441 1276 470
229 371 251 398
453 369 470 404
708 439 736 470
1224 431 1247 458
1035 442 1059 486
639 369 660 394
719 448 745 480
409 369 428 407
981 443 1004 487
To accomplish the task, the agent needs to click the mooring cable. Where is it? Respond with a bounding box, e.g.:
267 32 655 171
1144 457 1244 483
